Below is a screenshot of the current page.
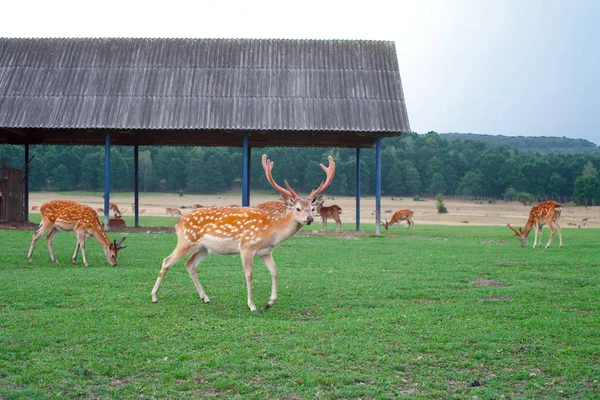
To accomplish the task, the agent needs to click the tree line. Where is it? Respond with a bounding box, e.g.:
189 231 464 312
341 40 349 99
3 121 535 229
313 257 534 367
1 132 599 203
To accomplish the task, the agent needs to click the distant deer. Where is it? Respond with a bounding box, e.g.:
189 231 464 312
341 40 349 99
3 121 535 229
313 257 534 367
31 205 39 211
96 208 104 214
151 154 335 311
256 196 288 216
28 200 127 266
166 207 183 217
318 204 342 232
193 204 204 209
109 202 123 218
382 209 415 232
109 217 127 228
508 200 562 248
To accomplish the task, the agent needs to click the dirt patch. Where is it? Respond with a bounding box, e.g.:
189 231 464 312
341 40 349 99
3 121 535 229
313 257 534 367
471 279 508 287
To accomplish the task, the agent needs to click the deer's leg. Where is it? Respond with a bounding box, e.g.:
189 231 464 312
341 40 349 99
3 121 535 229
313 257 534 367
46 228 60 263
260 253 278 308
72 241 80 264
336 217 342 232
28 222 53 261
556 219 563 248
151 245 190 303
545 222 556 249
185 248 210 303
321 216 328 232
241 250 257 312
75 231 89 266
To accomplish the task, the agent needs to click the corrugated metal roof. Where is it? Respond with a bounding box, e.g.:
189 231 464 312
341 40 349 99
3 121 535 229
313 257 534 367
0 38 410 134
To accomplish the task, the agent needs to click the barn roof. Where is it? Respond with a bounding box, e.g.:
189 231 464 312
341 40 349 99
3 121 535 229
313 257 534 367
0 38 410 147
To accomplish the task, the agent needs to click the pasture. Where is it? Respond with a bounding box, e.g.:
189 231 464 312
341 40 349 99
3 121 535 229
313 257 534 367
1 222 598 398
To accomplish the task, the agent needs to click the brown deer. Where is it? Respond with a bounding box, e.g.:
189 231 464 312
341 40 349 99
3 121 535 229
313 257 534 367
193 204 204 209
109 202 123 218
318 204 342 232
166 207 183 217
151 154 335 311
382 209 415 231
109 217 127 228
28 200 127 267
31 205 39 211
95 208 104 214
508 200 562 248
256 196 288 216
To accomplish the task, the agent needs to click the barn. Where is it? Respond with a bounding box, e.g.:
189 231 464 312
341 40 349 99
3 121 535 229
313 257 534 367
0 37 410 233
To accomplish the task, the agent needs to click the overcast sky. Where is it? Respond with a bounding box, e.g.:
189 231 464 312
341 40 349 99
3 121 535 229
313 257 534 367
2 0 599 145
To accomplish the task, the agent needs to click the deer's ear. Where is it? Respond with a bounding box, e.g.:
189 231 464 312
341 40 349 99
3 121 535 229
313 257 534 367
282 195 296 209
311 195 324 207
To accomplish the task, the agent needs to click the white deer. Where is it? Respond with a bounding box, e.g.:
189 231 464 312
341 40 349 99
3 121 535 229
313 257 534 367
151 154 335 311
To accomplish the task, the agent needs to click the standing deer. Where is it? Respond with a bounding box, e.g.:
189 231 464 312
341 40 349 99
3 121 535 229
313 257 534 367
151 154 335 311
382 209 415 231
28 200 127 266
166 207 183 217
318 203 342 232
508 200 562 248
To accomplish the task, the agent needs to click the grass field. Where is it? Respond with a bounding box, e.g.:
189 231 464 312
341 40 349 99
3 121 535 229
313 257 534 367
1 223 598 399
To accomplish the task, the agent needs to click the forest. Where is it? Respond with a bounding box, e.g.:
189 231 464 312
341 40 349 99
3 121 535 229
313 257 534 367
1 132 599 204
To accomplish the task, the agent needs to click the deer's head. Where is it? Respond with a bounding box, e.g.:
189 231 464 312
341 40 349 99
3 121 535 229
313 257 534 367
507 224 527 247
106 237 127 266
381 220 391 230
262 155 334 226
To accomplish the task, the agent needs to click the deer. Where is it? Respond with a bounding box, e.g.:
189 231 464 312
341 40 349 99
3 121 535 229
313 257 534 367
166 207 183 217
28 200 127 267
256 196 288 216
109 202 124 218
508 200 562 248
317 203 343 232
151 154 335 311
193 204 204 209
109 217 127 228
382 209 415 232
31 205 39 211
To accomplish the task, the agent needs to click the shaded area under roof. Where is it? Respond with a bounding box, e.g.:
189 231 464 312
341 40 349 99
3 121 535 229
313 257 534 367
0 38 410 147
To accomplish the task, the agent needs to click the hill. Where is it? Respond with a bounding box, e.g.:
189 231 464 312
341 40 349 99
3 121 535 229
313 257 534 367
440 133 600 154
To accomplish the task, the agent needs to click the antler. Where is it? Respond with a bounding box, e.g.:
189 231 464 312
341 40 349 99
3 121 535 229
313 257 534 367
507 224 521 235
114 237 127 250
308 156 336 200
262 155 299 200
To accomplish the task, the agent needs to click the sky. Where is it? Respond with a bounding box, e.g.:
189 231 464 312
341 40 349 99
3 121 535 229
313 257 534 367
2 0 599 145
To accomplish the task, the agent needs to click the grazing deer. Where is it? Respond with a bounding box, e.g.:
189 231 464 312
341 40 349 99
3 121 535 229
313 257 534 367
31 205 39 211
166 207 183 217
318 204 342 232
256 196 288 215
151 154 335 311
109 202 123 218
28 200 127 266
508 200 562 248
382 209 415 231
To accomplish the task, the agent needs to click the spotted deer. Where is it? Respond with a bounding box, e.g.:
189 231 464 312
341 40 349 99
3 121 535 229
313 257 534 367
508 200 562 248
256 196 288 216
151 154 335 311
166 207 183 217
318 204 342 232
28 200 127 266
382 209 415 231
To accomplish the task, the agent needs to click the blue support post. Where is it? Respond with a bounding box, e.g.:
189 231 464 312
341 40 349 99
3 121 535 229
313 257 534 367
355 147 361 231
104 132 111 230
24 144 29 222
242 133 250 206
134 145 139 227
375 138 382 235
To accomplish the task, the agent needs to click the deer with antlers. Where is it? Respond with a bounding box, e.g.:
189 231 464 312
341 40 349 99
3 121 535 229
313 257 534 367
318 203 343 232
382 209 415 232
28 200 127 266
109 202 124 218
151 154 335 311
508 200 562 248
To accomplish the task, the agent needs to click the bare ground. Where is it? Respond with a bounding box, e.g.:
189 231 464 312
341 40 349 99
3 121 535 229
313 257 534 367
15 192 600 232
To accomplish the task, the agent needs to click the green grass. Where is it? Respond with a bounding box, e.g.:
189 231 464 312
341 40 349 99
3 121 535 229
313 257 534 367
1 225 598 399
